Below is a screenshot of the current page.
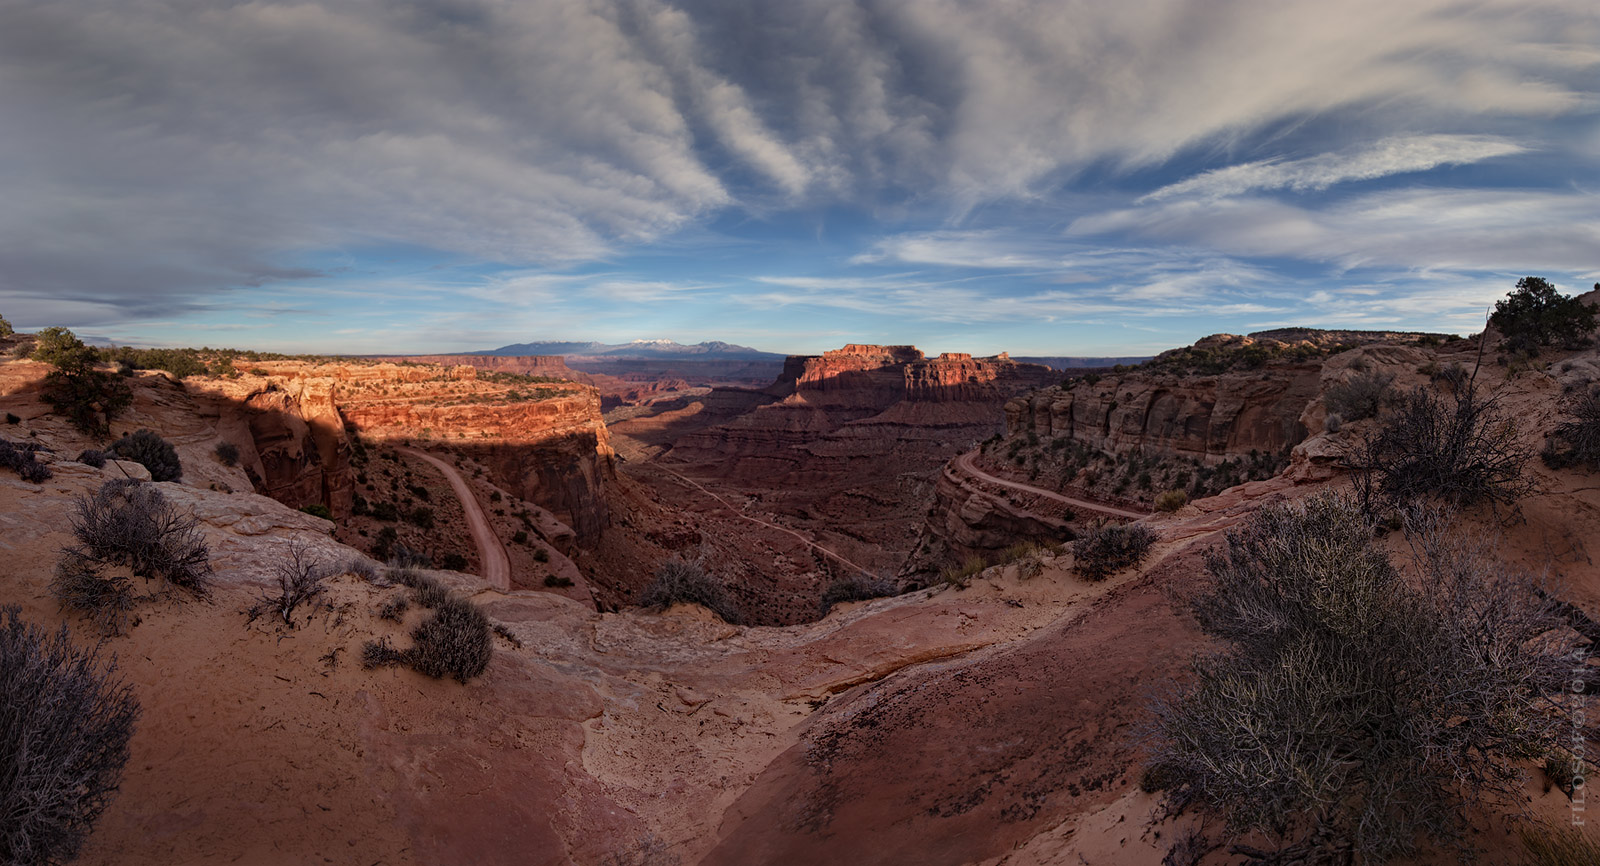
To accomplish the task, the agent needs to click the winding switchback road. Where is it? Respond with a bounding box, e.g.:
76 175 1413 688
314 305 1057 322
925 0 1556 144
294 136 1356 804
953 451 1148 521
401 447 512 591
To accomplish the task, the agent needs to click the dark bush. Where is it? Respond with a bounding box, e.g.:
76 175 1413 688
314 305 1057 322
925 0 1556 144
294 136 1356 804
1348 380 1534 511
378 595 409 622
213 441 239 467
0 437 51 483
77 449 106 468
532 546 549 563
1074 523 1157 581
406 598 493 683
818 573 898 617
66 478 212 597
0 313 11 338
298 503 333 520
108 429 182 482
246 541 331 627
638 556 740 624
0 605 139 865
1154 489 1188 512
511 530 528 545
1490 276 1597 356
1543 386 1600 471
363 597 493 683
35 328 131 436
51 553 137 637
1146 495 1575 864
407 506 434 529
1324 369 1394 421
391 567 449 608
543 574 574 588
370 501 399 522
441 552 468 571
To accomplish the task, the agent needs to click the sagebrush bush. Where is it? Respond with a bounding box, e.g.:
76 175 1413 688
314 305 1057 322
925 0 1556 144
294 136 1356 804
76 448 106 468
0 437 51 483
1074 523 1157 581
406 597 493 683
108 429 182 482
1348 380 1534 511
817 573 898 616
51 553 137 636
64 478 212 597
1324 369 1394 421
0 606 139 865
378 594 410 622
213 441 239 467
638 556 741 623
1147 495 1576 864
1543 386 1600 471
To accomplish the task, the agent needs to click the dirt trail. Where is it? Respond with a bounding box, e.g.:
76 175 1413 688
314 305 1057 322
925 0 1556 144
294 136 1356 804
652 463 878 577
954 450 1149 520
402 447 511 591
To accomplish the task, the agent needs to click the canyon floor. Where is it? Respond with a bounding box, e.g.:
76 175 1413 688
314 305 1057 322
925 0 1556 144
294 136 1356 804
1 333 1597 864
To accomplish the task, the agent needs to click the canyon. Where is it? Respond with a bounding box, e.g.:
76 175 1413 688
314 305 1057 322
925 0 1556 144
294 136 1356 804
1 322 1596 866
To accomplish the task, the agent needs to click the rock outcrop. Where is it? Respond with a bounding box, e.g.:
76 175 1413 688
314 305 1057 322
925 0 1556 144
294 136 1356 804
1003 364 1320 462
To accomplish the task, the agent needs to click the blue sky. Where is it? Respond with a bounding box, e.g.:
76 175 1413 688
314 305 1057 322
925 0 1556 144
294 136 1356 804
2 0 1598 356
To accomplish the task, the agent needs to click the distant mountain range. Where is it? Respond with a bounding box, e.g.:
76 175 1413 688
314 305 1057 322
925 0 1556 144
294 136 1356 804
480 339 786 361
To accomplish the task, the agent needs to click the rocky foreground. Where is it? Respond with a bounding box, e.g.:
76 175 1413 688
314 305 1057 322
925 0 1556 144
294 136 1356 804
1 328 1597 864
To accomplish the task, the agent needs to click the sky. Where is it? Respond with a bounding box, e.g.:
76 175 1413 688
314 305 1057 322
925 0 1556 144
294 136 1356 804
1 0 1598 357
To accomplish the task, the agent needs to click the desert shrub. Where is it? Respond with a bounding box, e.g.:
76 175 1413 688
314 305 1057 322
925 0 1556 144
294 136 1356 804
1542 751 1584 796
441 552 468 571
543 574 574 588
1154 489 1188 512
0 313 11 338
1518 825 1600 866
341 556 381 583
638 556 741 624
65 479 212 597
939 554 987 589
366 597 492 684
371 526 398 561
1348 380 1534 511
378 594 409 622
511 530 529 545
35 328 131 436
1542 386 1600 471
76 449 106 468
0 437 51 483
407 506 434 529
246 541 330 627
213 441 239 466
396 570 449 609
1074 523 1157 581
1146 495 1575 864
532 546 550 562
50 553 137 637
370 501 399 522
0 605 139 865
1323 413 1343 434
1490 276 1597 356
387 544 431 570
298 503 332 520
1324 369 1394 421
108 429 182 482
817 573 898 616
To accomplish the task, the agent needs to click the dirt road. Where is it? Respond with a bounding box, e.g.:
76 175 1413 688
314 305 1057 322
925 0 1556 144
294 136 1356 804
953 451 1148 521
401 447 512 591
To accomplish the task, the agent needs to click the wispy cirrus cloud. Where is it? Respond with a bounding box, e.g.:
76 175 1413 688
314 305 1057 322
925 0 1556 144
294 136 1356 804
1139 134 1529 202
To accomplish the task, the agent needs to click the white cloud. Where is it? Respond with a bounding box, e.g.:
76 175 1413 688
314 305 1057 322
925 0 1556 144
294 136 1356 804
1140 135 1528 202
